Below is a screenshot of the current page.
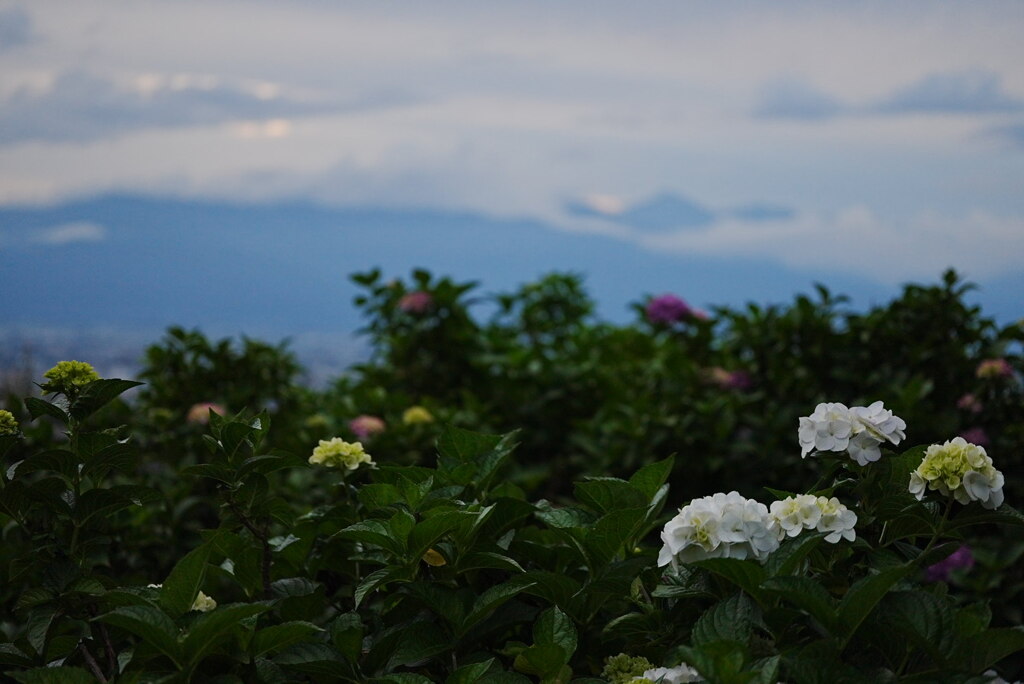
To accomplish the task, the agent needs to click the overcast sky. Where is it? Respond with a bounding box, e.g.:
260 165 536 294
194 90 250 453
1 1 1023 287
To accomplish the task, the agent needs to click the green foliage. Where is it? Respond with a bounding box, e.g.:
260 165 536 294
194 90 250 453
1 268 1022 681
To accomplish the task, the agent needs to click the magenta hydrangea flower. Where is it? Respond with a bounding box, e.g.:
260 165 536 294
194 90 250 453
349 414 386 440
959 427 990 447
398 291 433 314
646 293 692 325
925 545 975 582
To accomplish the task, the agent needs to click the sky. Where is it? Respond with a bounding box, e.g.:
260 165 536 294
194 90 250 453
1 1 1023 340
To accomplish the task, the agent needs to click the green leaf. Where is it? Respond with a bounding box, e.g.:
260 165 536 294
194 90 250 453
514 644 568 677
9 667 98 684
437 425 502 468
761 576 837 633
97 605 181 666
384 621 451 669
765 532 825 577
273 642 348 678
963 627 1024 671
627 455 675 500
25 606 58 656
836 566 910 643
330 612 364 663
947 503 1024 531
582 507 647 567
447 659 496 684
182 602 270 666
160 543 211 617
251 621 323 657
17 450 78 480
354 566 411 608
408 510 476 559
692 558 766 602
692 593 755 646
181 463 237 485
81 441 138 479
69 379 143 421
24 398 69 425
573 478 646 515
881 590 956 666
534 606 577 658
457 551 525 573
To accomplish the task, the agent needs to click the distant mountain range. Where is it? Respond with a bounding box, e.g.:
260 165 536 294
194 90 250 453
1 193 1020 380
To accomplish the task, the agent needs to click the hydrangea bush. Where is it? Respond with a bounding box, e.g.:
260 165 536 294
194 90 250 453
2 361 1023 682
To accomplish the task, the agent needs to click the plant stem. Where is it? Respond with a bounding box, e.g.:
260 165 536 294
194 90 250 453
79 643 108 683
225 495 273 598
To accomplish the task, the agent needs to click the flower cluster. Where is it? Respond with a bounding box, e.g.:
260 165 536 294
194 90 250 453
767 494 858 543
976 358 1013 380
402 405 434 425
309 437 374 471
41 360 100 395
645 294 692 325
658 491 780 567
631 664 702 684
349 414 386 440
186 402 227 425
0 409 18 435
398 290 433 314
798 401 906 465
909 437 1004 509
602 653 654 683
706 367 753 391
925 545 975 583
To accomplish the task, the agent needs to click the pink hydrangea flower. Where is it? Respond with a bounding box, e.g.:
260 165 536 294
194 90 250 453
959 427 990 447
186 402 227 425
956 393 983 414
925 545 975 582
349 414 386 440
707 367 752 391
646 294 692 325
976 358 1013 379
398 291 433 314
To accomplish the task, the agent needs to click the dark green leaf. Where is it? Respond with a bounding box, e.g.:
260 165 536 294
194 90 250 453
692 593 755 646
573 478 646 515
692 558 766 602
251 621 323 657
69 379 143 421
836 566 910 643
761 576 837 633
330 613 364 663
97 605 181 666
628 456 675 500
182 602 270 665
534 606 577 658
160 543 211 617
24 398 69 425
447 659 496 684
9 667 98 684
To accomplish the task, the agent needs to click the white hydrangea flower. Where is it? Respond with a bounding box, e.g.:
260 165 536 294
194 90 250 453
852 401 906 445
798 403 855 456
799 401 906 466
815 496 857 543
769 494 822 538
658 491 780 567
632 664 703 683
909 437 1005 509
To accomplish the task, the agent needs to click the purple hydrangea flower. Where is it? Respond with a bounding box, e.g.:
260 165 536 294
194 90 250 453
646 294 692 325
925 545 975 582
959 427 991 447
398 291 433 314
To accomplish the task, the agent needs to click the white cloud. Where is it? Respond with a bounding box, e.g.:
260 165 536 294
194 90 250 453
34 221 107 245
637 207 1024 283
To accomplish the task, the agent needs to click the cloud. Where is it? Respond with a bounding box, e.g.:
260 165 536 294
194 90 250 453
636 206 1024 284
34 221 107 245
0 70 382 145
753 78 846 120
0 7 32 52
874 70 1022 115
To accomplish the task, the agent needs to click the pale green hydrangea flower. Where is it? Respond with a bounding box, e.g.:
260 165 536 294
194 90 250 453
309 437 374 471
0 409 18 435
909 437 1004 509
631 664 702 683
602 653 654 684
191 591 217 612
402 405 434 425
42 360 100 394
